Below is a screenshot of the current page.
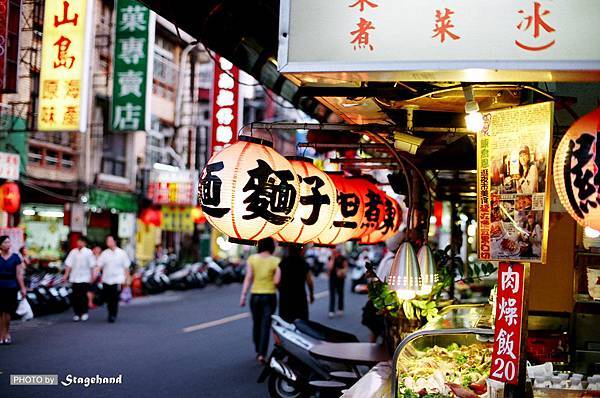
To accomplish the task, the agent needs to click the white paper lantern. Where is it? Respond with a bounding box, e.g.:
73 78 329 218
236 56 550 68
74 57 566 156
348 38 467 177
312 172 364 246
274 157 337 245
199 136 300 245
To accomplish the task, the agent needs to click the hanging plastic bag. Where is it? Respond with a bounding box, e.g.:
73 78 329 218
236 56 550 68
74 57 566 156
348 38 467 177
120 286 132 304
16 298 34 321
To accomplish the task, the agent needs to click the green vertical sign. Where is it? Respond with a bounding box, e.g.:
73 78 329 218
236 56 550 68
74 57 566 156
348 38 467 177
111 0 154 132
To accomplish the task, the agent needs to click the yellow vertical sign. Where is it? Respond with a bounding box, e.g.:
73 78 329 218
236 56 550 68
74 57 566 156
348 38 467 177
38 0 93 132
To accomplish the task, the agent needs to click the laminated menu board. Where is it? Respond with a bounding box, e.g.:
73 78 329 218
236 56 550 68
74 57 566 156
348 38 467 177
477 102 553 263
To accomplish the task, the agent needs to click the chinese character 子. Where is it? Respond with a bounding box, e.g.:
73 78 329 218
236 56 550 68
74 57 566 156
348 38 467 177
362 189 382 228
242 160 297 225
63 106 78 126
113 102 142 130
501 267 520 294
349 0 378 12
40 106 56 124
378 197 396 234
432 8 460 43
53 36 75 69
119 5 147 32
65 80 80 99
516 1 556 51
200 162 230 218
42 80 59 99
497 329 517 359
565 133 599 217
498 297 518 326
350 18 375 51
117 70 144 97
299 175 331 226
118 37 146 65
54 1 78 27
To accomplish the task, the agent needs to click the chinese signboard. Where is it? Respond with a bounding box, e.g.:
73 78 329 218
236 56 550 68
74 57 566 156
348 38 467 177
3 0 21 92
38 0 93 131
210 56 240 156
161 206 194 233
0 151 19 180
490 262 526 385
0 0 7 89
278 0 600 82
147 169 198 206
553 107 600 230
477 102 553 263
111 0 155 132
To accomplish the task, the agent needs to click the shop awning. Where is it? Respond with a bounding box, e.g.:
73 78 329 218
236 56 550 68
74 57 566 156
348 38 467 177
88 189 138 213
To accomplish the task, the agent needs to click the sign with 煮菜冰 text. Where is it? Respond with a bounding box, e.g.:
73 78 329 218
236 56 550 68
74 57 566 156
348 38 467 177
278 0 600 82
111 0 154 132
38 0 93 131
490 262 526 385
210 55 240 157
477 102 553 264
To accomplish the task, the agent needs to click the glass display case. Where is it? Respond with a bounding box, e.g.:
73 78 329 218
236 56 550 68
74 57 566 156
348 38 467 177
392 304 495 397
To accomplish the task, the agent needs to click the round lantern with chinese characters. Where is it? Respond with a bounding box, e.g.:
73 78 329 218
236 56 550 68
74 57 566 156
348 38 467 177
0 182 20 214
361 194 402 245
554 107 600 229
349 177 386 240
312 172 364 246
199 136 300 245
274 157 337 245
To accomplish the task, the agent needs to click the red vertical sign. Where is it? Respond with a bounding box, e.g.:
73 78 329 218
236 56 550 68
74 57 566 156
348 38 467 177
210 56 239 157
0 0 8 89
490 262 526 385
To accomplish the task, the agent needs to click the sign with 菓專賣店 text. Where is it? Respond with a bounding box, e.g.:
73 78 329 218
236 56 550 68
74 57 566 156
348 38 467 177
38 0 93 131
111 0 154 132
477 102 553 264
278 0 600 82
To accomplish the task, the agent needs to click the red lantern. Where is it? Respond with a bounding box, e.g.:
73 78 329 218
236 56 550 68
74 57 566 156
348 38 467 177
140 207 162 227
0 182 20 213
348 177 386 240
360 195 402 245
191 206 206 224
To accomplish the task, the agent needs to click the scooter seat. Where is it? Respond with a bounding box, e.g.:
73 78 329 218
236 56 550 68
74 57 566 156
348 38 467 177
294 319 359 343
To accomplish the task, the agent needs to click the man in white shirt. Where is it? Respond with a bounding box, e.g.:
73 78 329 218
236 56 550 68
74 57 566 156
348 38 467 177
63 236 96 322
97 235 131 323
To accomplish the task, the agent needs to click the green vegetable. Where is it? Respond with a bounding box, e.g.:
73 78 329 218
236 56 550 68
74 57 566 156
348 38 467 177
455 354 468 365
446 343 459 352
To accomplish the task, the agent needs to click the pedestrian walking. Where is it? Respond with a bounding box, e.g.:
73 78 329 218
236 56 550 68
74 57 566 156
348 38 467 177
0 236 26 345
96 235 131 323
327 246 348 318
239 237 280 365
63 236 95 322
88 245 102 309
278 245 314 323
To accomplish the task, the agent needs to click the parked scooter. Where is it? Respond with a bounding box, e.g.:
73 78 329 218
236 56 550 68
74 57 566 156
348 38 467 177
258 315 359 398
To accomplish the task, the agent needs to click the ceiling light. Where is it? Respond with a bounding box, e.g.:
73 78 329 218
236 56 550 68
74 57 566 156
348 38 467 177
462 85 484 133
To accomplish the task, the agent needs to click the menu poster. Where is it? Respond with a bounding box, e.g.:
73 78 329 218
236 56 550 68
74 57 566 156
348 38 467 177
478 102 553 263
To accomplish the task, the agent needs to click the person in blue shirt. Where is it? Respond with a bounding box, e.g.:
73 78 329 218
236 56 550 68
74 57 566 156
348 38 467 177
0 235 26 345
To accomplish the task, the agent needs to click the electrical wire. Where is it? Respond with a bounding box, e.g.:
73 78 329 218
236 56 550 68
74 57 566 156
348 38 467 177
20 178 78 202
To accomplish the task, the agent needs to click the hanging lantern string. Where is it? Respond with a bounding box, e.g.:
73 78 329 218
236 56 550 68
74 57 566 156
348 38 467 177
237 122 274 144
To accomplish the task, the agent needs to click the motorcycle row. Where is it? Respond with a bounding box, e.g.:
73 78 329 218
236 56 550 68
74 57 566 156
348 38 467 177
17 255 245 318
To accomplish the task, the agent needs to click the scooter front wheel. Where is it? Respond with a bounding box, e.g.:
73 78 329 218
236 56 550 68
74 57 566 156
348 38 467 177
268 373 303 398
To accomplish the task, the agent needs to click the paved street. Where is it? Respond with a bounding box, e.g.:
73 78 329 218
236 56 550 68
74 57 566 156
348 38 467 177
0 278 371 398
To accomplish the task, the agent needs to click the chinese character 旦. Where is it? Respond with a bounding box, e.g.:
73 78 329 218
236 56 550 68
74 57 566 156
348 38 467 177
42 80 59 99
53 36 75 69
362 189 382 228
113 103 142 130
242 160 297 225
567 134 598 216
498 297 518 326
65 80 80 99
299 175 331 226
349 0 378 12
63 106 78 126
338 192 360 229
118 37 146 65
117 70 144 97
378 198 396 235
200 161 231 218
119 5 147 32
54 1 78 27
501 267 520 294
516 1 556 51
40 106 56 124
350 18 375 51
497 329 517 359
432 8 460 43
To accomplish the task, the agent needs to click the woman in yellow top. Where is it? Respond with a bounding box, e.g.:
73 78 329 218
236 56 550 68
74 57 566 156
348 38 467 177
240 237 281 364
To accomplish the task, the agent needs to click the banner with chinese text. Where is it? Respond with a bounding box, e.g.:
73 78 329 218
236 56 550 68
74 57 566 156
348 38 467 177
38 0 93 131
210 55 240 156
147 169 198 206
490 262 526 385
477 102 553 263
111 0 154 132
0 151 19 180
161 206 194 233
0 0 8 89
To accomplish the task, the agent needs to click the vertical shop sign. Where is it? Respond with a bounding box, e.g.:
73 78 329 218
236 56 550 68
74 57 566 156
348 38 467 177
38 0 93 131
0 0 7 89
161 206 194 233
490 262 526 385
3 0 21 92
0 151 19 179
111 0 154 132
210 56 239 156
477 102 553 263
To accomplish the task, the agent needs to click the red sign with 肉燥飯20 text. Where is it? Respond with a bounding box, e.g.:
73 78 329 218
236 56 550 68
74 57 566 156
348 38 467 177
490 262 526 385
